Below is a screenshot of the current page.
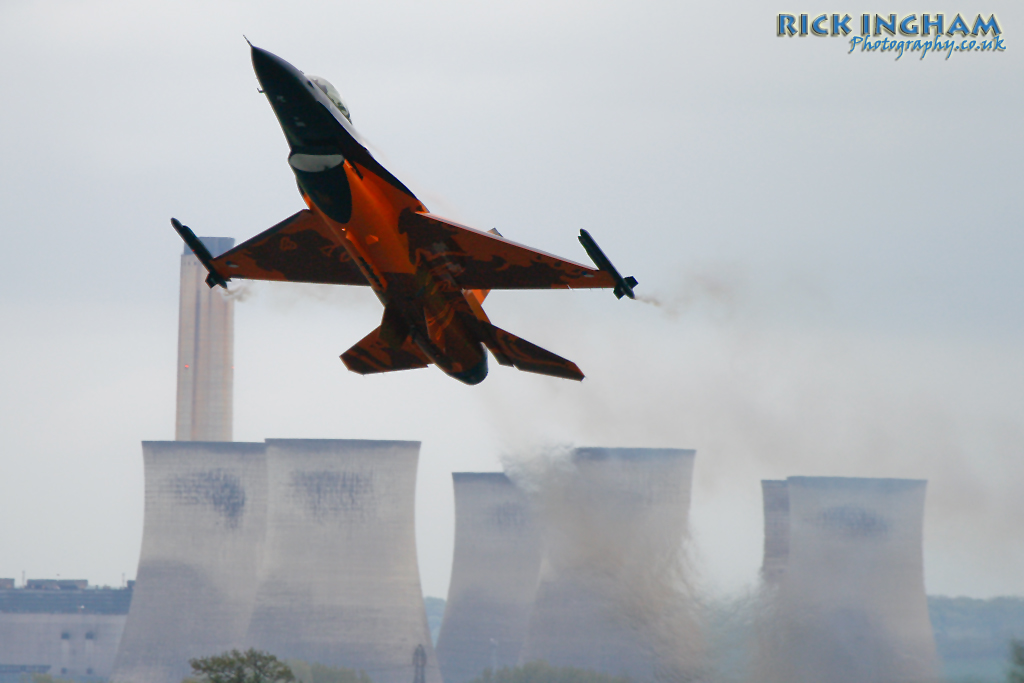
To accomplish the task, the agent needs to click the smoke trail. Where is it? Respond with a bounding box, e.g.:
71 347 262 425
636 268 746 324
219 281 375 310
700 590 760 683
466 285 1024 682
478 276 1024 598
224 282 253 302
498 442 574 495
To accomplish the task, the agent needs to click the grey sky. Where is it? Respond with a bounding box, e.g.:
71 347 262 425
0 0 1021 598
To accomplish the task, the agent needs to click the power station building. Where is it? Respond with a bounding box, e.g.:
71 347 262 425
111 442 268 683
519 448 699 682
112 440 440 683
435 473 544 683
114 241 442 682
175 237 234 442
759 476 940 683
243 439 441 683
0 582 132 682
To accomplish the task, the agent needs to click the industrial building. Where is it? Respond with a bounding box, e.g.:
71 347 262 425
111 441 268 683
114 245 443 683
759 476 940 683
175 237 234 442
4 237 241 683
435 473 544 683
0 581 132 682
519 447 699 682
112 439 442 683
244 439 441 683
112 237 252 683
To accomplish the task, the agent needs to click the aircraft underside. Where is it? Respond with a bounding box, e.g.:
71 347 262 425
170 44 636 385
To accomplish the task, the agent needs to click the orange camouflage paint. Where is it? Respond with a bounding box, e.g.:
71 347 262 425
174 45 634 385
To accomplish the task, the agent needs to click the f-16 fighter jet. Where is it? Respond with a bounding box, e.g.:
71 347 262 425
173 45 637 385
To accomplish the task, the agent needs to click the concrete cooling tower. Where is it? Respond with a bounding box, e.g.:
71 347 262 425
519 448 699 682
175 237 235 442
243 440 441 683
112 441 267 683
435 473 544 683
762 477 940 683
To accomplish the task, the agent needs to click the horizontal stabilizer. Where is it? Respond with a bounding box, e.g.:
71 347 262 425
341 326 431 375
472 319 584 381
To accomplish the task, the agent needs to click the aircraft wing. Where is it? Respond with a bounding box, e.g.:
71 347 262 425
211 210 368 286
398 211 617 291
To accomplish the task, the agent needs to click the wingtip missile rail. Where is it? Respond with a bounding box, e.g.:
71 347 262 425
578 229 637 300
171 217 230 289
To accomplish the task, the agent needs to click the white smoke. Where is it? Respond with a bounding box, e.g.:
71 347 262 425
224 282 254 302
502 446 707 683
636 267 747 324
220 280 375 310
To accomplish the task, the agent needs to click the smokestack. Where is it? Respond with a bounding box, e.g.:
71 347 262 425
111 441 268 683
175 237 234 441
435 473 544 683
519 447 699 682
761 476 940 683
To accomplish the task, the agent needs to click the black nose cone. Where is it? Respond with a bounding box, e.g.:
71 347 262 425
249 45 340 145
250 45 303 93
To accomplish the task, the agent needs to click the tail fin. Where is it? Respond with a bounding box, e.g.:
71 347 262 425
341 326 431 375
472 319 584 381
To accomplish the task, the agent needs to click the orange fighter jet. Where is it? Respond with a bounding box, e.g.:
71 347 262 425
172 45 637 385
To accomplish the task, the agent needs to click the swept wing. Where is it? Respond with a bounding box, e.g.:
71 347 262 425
398 211 616 290
209 209 368 286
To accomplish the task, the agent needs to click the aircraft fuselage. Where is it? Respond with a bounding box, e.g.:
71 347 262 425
252 47 489 384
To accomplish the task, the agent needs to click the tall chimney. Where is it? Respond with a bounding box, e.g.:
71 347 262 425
175 237 235 441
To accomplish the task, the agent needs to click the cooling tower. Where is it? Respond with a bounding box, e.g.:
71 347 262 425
243 440 440 683
435 473 544 683
760 480 789 585
519 448 698 682
175 237 235 441
766 477 940 683
111 441 267 683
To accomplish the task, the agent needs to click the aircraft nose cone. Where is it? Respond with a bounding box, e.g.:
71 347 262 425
249 45 339 143
250 45 303 92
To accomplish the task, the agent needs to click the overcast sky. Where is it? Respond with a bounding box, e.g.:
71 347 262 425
0 0 1021 599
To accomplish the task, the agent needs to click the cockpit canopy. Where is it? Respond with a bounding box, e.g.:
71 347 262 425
308 75 351 123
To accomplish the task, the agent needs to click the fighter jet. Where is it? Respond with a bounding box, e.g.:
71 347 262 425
173 44 637 385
